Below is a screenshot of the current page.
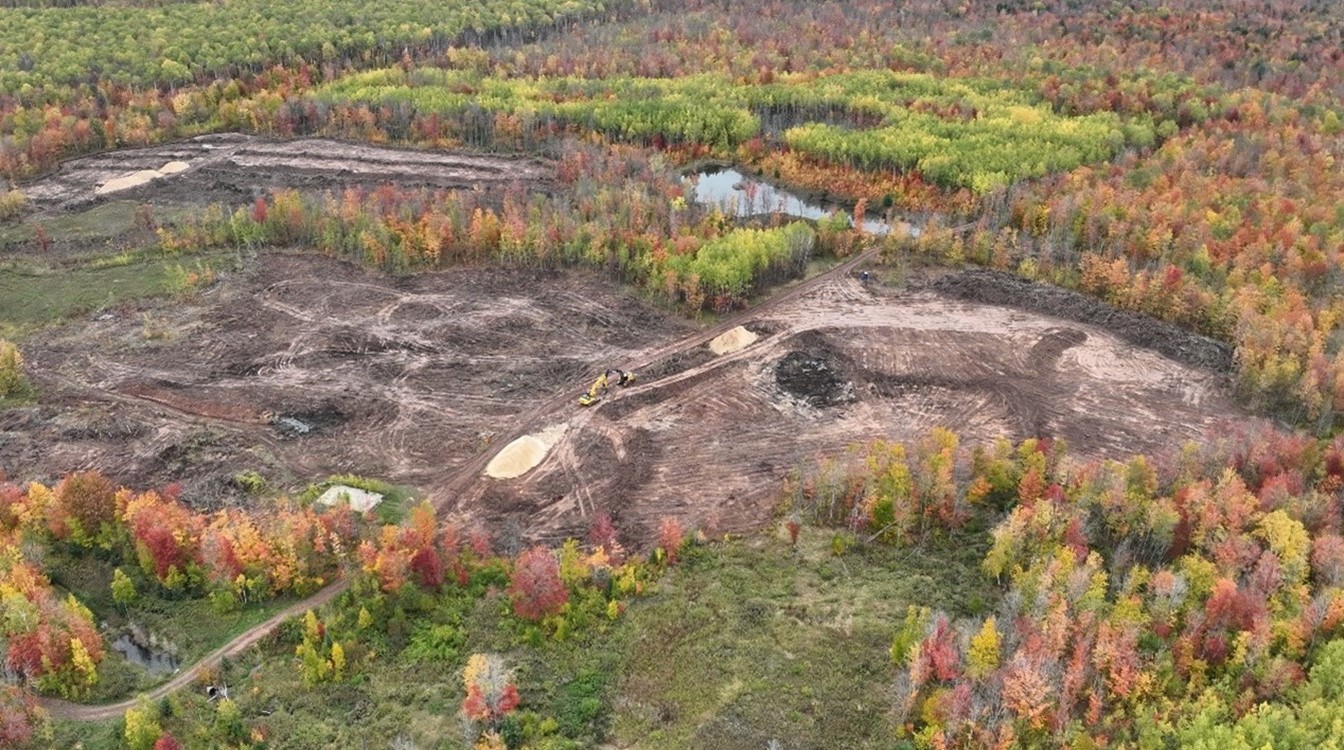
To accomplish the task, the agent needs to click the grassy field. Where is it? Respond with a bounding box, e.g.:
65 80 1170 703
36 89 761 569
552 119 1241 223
0 256 218 335
0 202 141 249
610 526 991 749
0 200 221 337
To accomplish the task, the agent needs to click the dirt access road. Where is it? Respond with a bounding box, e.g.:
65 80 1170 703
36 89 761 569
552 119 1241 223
37 580 350 721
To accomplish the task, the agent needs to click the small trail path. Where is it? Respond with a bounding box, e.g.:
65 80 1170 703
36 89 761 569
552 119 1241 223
39 580 350 721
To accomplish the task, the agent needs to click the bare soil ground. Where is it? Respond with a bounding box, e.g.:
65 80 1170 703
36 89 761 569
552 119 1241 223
1 251 1244 548
1 253 686 510
19 133 551 214
471 269 1240 545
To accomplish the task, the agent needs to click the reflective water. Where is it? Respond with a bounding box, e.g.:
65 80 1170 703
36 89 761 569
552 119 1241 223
112 632 179 675
686 168 919 237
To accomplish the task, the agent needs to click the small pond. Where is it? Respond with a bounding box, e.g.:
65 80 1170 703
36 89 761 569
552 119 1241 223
112 632 180 675
686 167 921 237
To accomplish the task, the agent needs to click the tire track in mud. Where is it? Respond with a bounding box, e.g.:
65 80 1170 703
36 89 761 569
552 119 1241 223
428 249 878 509
40 248 879 722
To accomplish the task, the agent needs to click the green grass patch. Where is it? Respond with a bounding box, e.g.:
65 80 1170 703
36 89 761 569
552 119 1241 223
0 261 173 328
609 528 992 750
50 716 123 749
0 201 141 249
0 251 230 336
320 67 1150 192
0 200 196 256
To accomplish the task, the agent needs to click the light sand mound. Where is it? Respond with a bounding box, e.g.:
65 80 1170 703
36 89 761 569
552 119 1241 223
316 484 383 513
94 161 192 195
95 170 164 195
709 325 758 355
486 423 568 479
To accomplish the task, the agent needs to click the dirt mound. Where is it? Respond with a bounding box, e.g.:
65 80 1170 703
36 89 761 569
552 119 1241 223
775 348 855 408
117 380 269 424
486 424 568 479
316 485 383 513
709 325 758 354
931 269 1233 372
93 161 194 195
95 169 165 195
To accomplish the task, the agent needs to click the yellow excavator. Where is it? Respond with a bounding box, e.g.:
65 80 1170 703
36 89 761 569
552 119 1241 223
579 368 636 406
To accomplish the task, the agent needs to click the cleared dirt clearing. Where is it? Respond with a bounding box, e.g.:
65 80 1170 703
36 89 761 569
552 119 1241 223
21 133 552 212
0 251 1240 545
466 271 1238 542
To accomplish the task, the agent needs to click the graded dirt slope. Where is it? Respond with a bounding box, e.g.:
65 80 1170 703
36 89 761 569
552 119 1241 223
2 253 690 507
1 252 1244 544
454 270 1240 543
21 133 552 212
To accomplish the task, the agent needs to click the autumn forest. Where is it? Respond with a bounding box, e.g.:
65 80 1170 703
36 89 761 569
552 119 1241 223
2 0 1344 748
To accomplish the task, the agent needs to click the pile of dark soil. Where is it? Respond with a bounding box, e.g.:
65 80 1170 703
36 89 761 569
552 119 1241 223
775 348 855 408
931 269 1234 373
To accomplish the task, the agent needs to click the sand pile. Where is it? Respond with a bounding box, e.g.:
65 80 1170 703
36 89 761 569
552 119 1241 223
316 484 384 512
95 161 192 195
709 325 758 355
485 423 568 479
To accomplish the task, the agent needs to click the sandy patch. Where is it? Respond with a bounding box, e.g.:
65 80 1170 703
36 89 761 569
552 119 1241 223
95 170 164 195
485 423 568 479
94 161 191 195
316 484 384 513
709 325 758 355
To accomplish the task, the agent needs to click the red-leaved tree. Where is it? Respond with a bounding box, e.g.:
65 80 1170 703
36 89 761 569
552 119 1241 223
0 685 43 746
657 516 685 564
508 546 568 621
52 470 117 546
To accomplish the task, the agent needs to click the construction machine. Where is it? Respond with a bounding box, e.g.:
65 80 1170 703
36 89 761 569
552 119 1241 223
579 368 636 406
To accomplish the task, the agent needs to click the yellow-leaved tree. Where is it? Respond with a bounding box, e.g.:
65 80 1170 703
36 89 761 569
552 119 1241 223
0 339 30 400
967 616 1002 680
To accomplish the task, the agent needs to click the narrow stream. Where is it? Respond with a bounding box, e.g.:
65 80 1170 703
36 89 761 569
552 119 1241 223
686 167 920 237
